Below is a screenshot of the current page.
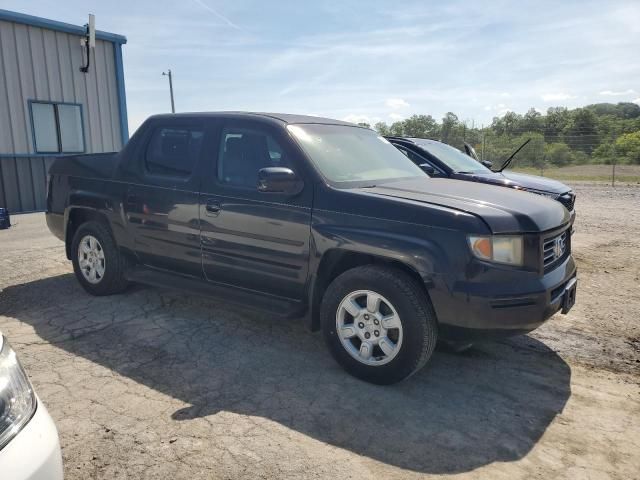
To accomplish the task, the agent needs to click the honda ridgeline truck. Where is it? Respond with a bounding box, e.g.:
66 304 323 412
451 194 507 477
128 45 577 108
45 113 577 384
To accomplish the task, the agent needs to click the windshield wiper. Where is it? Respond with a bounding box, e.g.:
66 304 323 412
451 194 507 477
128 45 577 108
495 138 531 172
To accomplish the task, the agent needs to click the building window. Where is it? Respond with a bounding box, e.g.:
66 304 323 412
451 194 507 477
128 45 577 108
29 101 85 154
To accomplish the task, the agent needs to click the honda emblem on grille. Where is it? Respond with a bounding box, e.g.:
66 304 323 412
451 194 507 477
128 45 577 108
553 237 564 259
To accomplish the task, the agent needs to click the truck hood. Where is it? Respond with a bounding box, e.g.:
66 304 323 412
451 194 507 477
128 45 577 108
359 178 569 234
457 170 570 195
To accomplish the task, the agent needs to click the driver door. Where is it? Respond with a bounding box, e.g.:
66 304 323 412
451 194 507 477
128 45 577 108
198 119 313 300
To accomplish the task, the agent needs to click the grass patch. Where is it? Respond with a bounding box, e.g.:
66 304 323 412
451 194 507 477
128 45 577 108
509 165 640 183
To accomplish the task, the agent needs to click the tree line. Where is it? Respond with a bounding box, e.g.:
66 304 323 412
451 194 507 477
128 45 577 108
364 102 640 168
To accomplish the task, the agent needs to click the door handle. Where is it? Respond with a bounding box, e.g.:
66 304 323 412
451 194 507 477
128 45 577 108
205 200 221 216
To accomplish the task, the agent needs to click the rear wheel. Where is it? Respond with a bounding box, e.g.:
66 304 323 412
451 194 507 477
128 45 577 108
321 265 438 384
71 221 129 296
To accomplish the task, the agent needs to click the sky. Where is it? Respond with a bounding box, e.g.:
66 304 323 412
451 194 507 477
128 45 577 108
3 0 639 134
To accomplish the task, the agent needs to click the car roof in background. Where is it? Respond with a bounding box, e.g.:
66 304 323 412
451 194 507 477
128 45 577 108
147 112 360 127
385 136 447 147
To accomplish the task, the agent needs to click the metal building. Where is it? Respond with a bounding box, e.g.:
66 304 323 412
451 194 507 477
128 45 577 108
0 9 128 213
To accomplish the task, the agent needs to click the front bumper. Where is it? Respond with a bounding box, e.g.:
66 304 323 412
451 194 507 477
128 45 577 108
431 255 577 342
0 397 63 480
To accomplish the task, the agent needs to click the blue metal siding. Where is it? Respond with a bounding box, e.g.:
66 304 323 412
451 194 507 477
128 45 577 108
0 10 128 212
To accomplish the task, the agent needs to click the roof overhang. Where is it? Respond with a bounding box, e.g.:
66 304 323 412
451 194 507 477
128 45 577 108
0 9 127 44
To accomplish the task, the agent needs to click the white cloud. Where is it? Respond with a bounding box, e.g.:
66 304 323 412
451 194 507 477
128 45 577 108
385 98 410 109
540 93 577 102
389 112 405 121
633 98 640 106
599 89 636 96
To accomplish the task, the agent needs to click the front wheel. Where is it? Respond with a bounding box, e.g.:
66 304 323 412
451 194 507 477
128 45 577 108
321 265 438 385
71 221 129 296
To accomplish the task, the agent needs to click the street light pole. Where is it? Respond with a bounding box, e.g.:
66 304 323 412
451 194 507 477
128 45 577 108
162 69 175 113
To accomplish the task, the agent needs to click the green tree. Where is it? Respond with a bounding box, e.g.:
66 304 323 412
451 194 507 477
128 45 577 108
374 122 391 136
515 132 545 167
441 112 459 143
545 142 575 167
522 108 543 133
389 121 405 136
402 114 439 138
371 102 636 166
565 108 599 154
593 141 616 164
544 107 570 140
615 131 640 164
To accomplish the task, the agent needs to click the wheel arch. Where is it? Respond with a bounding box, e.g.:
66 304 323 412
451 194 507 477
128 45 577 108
308 248 437 332
64 207 112 260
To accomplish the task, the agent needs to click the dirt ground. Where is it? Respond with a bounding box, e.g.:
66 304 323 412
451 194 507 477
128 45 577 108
0 182 639 479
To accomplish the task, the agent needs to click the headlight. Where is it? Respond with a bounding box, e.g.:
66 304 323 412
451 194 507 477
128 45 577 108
0 336 36 450
468 235 524 266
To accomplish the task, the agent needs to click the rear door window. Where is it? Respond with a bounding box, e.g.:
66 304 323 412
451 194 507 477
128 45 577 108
145 127 204 177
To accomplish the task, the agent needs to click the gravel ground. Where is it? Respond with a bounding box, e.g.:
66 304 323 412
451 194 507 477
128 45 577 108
0 182 639 479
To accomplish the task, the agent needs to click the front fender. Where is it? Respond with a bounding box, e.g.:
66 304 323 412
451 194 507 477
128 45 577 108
311 223 451 282
304 212 471 331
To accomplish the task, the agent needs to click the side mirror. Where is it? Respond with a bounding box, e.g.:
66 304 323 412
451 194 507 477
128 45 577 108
481 160 493 169
257 167 304 195
419 163 436 175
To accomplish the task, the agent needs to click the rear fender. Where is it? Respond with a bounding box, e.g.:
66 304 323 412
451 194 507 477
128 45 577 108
63 189 131 259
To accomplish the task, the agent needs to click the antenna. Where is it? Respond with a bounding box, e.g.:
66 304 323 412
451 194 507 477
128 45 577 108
88 14 95 48
80 14 95 73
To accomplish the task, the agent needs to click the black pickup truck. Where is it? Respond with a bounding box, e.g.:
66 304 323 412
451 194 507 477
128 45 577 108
46 112 577 384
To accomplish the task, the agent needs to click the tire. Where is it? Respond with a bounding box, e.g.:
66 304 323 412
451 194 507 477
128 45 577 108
71 221 129 296
321 265 438 385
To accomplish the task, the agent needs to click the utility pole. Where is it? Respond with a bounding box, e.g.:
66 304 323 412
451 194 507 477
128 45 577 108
162 69 175 113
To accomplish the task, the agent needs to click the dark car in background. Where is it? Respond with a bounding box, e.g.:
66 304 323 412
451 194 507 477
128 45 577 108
386 137 576 218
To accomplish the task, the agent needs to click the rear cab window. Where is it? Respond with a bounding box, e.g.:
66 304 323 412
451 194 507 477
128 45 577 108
145 127 205 178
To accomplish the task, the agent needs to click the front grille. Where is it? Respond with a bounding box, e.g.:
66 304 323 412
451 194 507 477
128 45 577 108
556 192 576 211
543 229 569 271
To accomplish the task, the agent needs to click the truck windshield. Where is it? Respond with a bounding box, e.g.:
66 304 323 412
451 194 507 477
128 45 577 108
417 141 491 174
288 124 424 185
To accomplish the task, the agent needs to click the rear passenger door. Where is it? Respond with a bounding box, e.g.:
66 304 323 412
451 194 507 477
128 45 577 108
199 119 312 300
124 121 208 277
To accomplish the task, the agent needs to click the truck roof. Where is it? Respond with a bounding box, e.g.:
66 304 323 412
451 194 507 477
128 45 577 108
147 111 359 127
